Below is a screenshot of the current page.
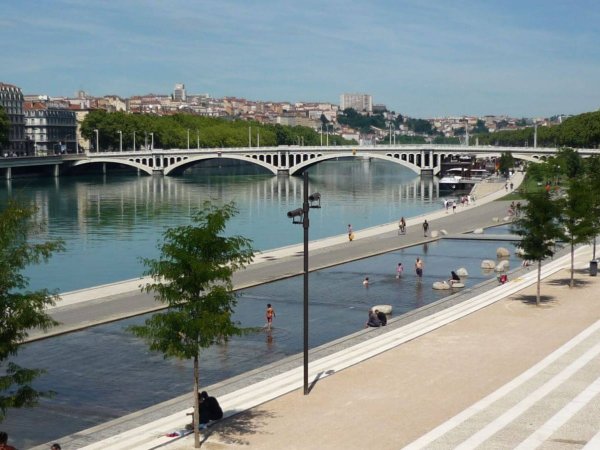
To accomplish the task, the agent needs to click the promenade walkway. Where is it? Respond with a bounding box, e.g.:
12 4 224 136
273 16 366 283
30 176 518 341
56 241 600 450
36 172 595 450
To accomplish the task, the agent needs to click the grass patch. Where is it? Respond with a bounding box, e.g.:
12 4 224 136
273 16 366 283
495 173 547 201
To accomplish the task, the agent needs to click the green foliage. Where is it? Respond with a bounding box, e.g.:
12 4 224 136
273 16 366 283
0 200 64 422
0 106 9 149
498 152 515 176
472 119 488 134
561 177 596 287
475 110 600 148
81 112 354 150
555 147 585 179
129 201 253 445
512 191 564 305
405 118 433 135
130 201 254 356
432 135 460 144
337 108 386 134
394 135 427 144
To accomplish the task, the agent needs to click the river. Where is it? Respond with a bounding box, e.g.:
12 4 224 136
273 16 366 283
1 159 443 293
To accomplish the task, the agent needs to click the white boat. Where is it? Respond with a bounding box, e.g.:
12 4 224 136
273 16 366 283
439 175 478 192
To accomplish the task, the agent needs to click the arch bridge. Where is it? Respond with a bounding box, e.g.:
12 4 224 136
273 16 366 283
63 144 600 177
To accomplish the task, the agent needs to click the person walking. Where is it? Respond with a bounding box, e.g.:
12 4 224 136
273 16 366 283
422 219 429 237
265 303 276 330
363 277 370 287
398 217 406 235
348 224 354 241
415 257 424 278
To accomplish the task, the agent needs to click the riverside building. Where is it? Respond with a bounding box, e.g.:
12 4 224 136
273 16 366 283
0 82 27 155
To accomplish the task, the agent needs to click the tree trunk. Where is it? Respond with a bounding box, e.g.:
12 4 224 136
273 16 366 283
193 353 200 448
536 260 541 306
570 242 575 288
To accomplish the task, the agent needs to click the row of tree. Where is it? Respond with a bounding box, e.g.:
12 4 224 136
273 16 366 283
514 148 600 304
476 110 600 148
81 111 354 150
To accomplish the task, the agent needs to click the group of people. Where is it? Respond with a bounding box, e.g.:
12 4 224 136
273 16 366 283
366 308 388 327
508 201 522 217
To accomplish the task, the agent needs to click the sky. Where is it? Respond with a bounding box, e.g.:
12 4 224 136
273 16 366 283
2 0 600 118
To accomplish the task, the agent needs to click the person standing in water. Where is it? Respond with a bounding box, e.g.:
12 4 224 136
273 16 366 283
415 257 424 278
265 303 276 330
396 262 404 278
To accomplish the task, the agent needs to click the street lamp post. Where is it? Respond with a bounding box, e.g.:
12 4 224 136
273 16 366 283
118 130 122 152
287 171 321 395
93 129 99 152
150 132 154 150
320 124 323 146
196 129 200 150
133 131 136 151
187 129 190 150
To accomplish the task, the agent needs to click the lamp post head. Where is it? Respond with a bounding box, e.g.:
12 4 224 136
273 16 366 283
287 208 304 224
308 192 321 208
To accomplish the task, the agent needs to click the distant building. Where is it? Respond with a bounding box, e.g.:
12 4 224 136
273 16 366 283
173 83 186 102
0 82 27 154
340 93 373 113
24 100 77 155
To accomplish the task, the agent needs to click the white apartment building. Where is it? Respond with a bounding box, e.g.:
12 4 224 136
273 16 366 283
340 93 373 113
173 83 186 102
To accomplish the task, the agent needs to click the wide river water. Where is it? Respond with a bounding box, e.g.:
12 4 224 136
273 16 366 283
1 159 443 293
1 160 520 448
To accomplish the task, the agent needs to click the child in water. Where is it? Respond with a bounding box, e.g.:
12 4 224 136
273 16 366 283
396 263 404 278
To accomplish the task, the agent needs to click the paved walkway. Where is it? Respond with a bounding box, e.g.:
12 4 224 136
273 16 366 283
34 173 578 450
74 244 599 450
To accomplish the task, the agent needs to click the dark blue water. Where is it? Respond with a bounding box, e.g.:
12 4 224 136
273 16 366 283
4 237 520 449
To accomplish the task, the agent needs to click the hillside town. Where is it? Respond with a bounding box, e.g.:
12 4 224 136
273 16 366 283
1 81 567 156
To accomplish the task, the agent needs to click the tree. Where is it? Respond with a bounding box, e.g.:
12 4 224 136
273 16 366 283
498 152 515 177
585 155 600 259
0 200 64 422
561 177 596 287
512 191 564 305
129 201 254 448
0 106 9 150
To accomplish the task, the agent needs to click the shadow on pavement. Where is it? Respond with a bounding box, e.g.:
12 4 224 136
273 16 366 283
209 409 277 446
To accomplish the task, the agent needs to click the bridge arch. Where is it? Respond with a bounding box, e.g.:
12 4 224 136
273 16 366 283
163 154 278 176
70 158 154 175
289 152 422 175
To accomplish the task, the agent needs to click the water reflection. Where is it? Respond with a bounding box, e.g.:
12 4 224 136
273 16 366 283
1 161 445 292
